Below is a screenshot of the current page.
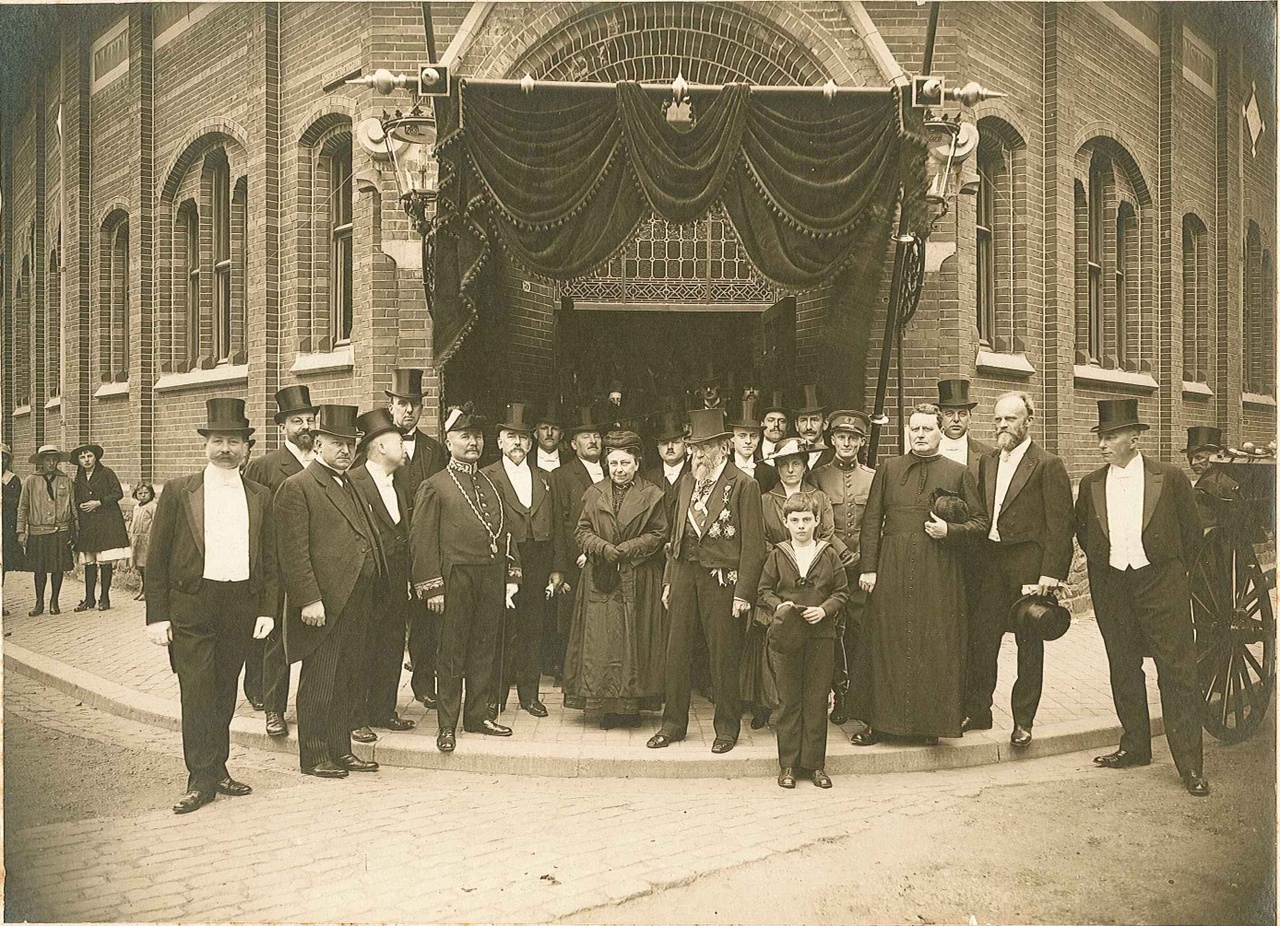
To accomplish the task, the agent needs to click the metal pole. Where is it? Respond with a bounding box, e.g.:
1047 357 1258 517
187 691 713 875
459 77 893 99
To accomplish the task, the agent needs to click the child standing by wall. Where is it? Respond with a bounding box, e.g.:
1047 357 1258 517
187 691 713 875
129 483 156 601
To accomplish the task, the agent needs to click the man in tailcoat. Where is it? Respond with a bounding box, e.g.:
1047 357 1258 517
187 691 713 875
275 405 386 778
648 407 767 754
640 409 689 518
533 402 567 473
411 405 522 752
936 379 993 477
794 384 836 471
348 408 416 744
1075 399 1208 797
483 402 560 718
243 384 318 739
964 392 1074 747
146 398 278 814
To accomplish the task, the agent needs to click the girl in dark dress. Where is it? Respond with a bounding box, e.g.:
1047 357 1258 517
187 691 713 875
71 443 132 612
2 443 24 615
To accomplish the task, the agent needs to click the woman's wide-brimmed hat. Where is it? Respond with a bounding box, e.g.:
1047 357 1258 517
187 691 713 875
766 437 813 464
28 444 64 464
70 442 105 462
1090 398 1149 434
1184 426 1223 454
272 384 318 424
312 404 362 441
196 397 255 438
686 407 731 445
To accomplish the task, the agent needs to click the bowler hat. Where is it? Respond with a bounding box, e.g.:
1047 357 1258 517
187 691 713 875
795 383 826 415
498 402 537 434
761 388 794 416
767 602 808 655
1009 592 1072 642
272 384 318 424
312 405 362 441
686 407 730 445
728 395 762 430
356 408 400 448
385 368 426 401
70 442 106 462
196 398 255 438
28 444 64 465
1185 426 1223 454
1090 398 1149 434
936 379 978 409
444 402 488 434
564 406 603 436
828 409 870 436
651 409 687 443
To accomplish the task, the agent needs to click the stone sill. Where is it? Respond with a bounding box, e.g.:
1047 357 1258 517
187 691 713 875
1241 392 1277 410
94 381 130 399
44 396 62 410
1072 364 1158 393
291 344 354 375
154 364 249 394
976 350 1036 377
12 404 31 418
1181 381 1213 398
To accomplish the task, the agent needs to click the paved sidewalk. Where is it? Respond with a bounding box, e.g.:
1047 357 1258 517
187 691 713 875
1 573 1161 777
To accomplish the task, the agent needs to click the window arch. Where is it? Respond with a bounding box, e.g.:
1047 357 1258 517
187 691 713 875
1182 215 1209 385
99 210 129 383
47 245 61 399
974 117 1025 353
177 199 200 367
297 116 355 354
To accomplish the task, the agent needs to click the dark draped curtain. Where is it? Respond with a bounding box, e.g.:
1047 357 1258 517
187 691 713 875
428 80 927 365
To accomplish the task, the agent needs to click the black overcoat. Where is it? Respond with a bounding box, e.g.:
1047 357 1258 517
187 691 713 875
74 464 131 552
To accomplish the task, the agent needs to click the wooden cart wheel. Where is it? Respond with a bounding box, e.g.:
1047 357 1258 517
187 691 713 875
1191 528 1276 743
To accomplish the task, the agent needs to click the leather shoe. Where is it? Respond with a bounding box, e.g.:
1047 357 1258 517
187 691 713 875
646 733 683 749
374 715 416 732
172 789 215 814
416 694 438 710
48 601 61 614
97 597 111 611
750 707 770 730
463 719 512 736
265 712 288 737
351 726 378 744
28 604 44 617
961 715 993 733
851 728 879 746
303 761 348 779
336 753 379 773
437 730 456 752
778 768 796 789
1093 749 1151 769
73 599 95 613
215 777 252 797
249 697 265 711
1010 725 1032 747
520 699 549 718
1184 773 1210 797
711 738 736 754
812 769 833 789
829 704 849 726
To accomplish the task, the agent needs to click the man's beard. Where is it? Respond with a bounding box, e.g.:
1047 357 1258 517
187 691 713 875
996 425 1028 452
691 444 727 482
291 431 314 451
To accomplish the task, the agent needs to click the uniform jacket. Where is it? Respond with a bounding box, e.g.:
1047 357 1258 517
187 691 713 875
74 464 131 552
757 540 850 640
348 463 412 607
17 471 76 537
664 460 768 603
978 440 1075 582
275 461 386 662
244 444 306 497
482 458 554 545
811 459 875 563
144 470 278 625
552 457 601 572
1074 455 1202 570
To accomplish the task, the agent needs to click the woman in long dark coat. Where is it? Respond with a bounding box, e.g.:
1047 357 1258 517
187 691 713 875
71 442 131 612
2 442 24 614
563 431 670 728
855 405 987 744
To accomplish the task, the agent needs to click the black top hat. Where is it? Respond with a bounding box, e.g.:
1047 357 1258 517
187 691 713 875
728 395 762 430
936 379 978 409
795 383 825 415
1090 398 1149 434
498 402 537 434
356 408 400 448
686 407 731 444
564 406 603 436
273 384 318 424
761 388 793 416
1010 593 1072 642
651 409 687 443
444 403 488 433
1185 426 1224 454
312 405 362 441
536 398 564 427
70 442 106 462
385 368 426 401
197 398 255 438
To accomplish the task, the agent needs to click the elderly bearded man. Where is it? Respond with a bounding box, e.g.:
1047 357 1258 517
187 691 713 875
648 408 766 754
146 399 278 813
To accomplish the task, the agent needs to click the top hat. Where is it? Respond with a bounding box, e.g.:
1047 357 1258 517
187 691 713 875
356 408 400 448
536 398 564 428
1009 592 1072 642
696 361 722 388
651 409 687 443
761 388 794 416
197 398 255 438
728 395 762 430
28 444 64 465
385 368 426 401
765 437 814 464
1185 426 1223 454
312 405 362 441
930 487 971 523
564 406 603 436
444 403 488 433
1090 398 1149 434
686 407 731 444
936 379 978 409
498 402 537 434
70 442 106 462
795 383 825 415
273 385 318 424
828 409 870 436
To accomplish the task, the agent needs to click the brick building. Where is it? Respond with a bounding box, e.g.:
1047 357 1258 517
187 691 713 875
0 1 1275 492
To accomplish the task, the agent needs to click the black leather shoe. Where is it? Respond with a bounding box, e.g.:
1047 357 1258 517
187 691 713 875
851 728 879 746
812 769 833 789
464 719 513 736
303 761 348 779
711 738 736 754
1184 773 1210 797
48 601 60 614
249 697 265 711
73 599 95 613
829 703 849 726
520 700 549 718
28 604 44 617
351 726 378 744
961 715 993 733
778 768 796 789
336 753 379 773
215 777 253 797
416 694 438 710
172 789 215 814
265 711 288 737
437 730 456 752
750 707 771 730
374 715 416 732
97 597 111 611
1010 725 1032 747
646 733 684 749
1093 749 1151 769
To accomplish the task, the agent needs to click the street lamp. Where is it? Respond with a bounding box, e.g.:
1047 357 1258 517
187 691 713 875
380 108 437 238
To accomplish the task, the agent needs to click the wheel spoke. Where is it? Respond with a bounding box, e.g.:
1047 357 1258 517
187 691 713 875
1241 643 1267 683
1219 648 1236 728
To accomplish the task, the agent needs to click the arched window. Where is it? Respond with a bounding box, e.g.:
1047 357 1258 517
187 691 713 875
298 118 355 354
1243 221 1275 395
47 246 61 399
16 255 31 406
178 200 200 367
1115 202 1138 368
1086 157 1105 362
1182 215 1209 384
99 211 129 383
325 135 353 345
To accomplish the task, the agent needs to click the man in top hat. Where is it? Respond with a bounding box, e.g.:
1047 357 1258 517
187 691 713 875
964 392 1074 747
794 384 835 471
533 400 567 473
145 398 279 814
347 408 416 744
936 379 993 479
1075 399 1207 797
1184 426 1238 529
244 384 319 738
641 408 689 518
694 368 726 410
757 389 793 484
728 394 780 494
648 407 767 754
811 409 876 727
483 402 560 718
275 405 386 778
411 404 522 752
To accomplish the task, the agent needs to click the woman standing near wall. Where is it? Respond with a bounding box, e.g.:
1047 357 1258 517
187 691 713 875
71 443 131 612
